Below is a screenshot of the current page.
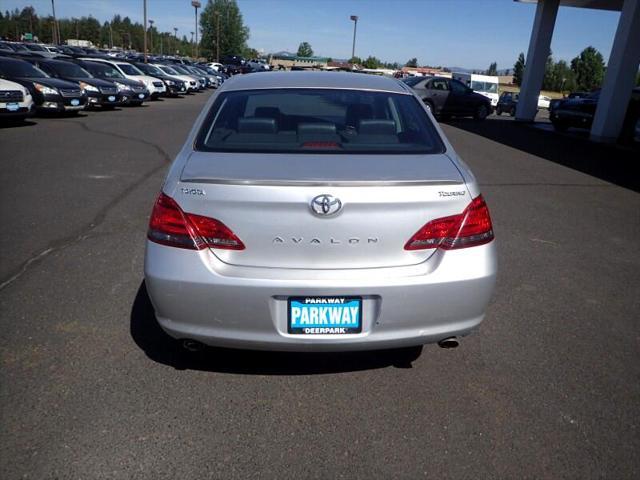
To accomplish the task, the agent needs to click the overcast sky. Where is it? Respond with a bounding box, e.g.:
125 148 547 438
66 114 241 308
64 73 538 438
4 0 621 68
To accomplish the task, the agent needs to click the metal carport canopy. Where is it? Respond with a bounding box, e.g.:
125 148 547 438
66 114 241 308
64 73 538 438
514 0 639 143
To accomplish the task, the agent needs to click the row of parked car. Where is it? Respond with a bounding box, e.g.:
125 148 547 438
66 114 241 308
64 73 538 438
0 47 228 122
494 88 640 142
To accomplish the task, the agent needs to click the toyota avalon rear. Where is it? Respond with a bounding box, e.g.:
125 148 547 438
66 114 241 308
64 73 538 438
144 72 497 353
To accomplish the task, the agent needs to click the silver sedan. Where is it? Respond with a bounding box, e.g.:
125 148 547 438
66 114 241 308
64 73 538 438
144 71 497 352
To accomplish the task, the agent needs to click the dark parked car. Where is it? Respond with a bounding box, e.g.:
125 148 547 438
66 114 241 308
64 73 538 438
70 59 150 106
549 91 590 113
0 56 86 114
550 88 640 142
57 45 88 57
130 62 187 96
403 76 492 120
495 91 518 116
20 57 121 109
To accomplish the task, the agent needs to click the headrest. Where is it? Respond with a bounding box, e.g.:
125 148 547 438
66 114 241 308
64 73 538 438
297 123 337 135
238 117 277 134
358 119 396 135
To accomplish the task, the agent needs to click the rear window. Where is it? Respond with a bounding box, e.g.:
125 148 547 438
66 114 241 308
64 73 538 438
196 88 445 154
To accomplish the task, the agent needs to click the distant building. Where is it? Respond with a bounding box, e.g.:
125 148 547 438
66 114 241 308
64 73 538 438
401 67 450 77
268 52 330 70
498 75 515 85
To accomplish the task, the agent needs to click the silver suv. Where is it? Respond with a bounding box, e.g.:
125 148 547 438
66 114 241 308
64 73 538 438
144 72 497 352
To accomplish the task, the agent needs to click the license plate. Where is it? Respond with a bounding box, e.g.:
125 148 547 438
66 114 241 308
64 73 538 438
70 99 80 106
108 95 116 102
138 93 145 99
288 297 362 334
6 102 19 111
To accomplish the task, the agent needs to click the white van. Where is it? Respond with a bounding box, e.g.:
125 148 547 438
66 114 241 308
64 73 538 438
452 72 499 107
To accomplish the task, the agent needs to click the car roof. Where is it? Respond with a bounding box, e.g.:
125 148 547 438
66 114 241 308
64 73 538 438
221 71 411 94
0 56 28 64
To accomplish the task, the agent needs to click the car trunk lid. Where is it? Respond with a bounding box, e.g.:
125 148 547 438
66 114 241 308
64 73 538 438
175 152 469 269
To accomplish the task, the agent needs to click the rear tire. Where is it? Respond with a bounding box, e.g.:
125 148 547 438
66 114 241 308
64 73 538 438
495 106 502 116
474 104 489 121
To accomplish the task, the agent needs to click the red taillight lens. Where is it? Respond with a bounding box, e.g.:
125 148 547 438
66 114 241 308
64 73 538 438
148 193 245 250
404 195 494 251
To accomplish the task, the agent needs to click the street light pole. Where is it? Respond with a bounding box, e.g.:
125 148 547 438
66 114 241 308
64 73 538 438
148 20 154 54
214 11 220 62
173 27 178 55
51 0 58 44
350 15 358 61
191 1 201 59
143 0 148 62
190 32 194 56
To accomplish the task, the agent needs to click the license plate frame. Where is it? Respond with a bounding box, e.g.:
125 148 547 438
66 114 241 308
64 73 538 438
287 296 362 335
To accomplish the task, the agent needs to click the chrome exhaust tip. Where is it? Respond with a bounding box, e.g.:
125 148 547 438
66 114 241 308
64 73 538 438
438 337 459 349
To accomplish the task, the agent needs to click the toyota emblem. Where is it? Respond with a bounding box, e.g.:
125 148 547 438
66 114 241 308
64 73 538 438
310 194 342 217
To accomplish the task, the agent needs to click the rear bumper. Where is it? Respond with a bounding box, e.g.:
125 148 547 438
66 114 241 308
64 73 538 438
144 241 497 352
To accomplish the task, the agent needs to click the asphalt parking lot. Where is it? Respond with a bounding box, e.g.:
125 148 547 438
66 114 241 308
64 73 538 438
1 93 639 479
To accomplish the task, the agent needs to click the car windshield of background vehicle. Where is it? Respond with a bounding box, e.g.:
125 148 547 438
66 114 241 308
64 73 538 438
401 76 424 87
54 62 91 78
197 88 445 154
159 66 178 75
142 65 163 76
0 61 48 78
172 66 191 75
471 81 498 93
26 44 47 51
118 63 144 76
89 63 124 79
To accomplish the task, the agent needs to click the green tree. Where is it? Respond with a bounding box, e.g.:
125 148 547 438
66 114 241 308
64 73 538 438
405 57 418 68
200 0 249 60
362 56 381 69
570 46 605 91
296 41 313 57
542 51 556 91
486 62 497 76
349 56 362 65
513 52 525 86
552 60 576 92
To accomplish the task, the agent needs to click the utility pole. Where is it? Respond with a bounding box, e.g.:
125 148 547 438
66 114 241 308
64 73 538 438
148 20 154 54
191 1 201 59
160 34 163 55
51 0 58 44
350 15 358 61
173 27 178 54
143 0 148 62
214 11 220 62
109 22 113 48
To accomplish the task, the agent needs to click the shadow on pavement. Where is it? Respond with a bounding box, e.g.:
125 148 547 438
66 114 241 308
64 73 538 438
130 282 423 375
444 116 640 193
0 119 37 129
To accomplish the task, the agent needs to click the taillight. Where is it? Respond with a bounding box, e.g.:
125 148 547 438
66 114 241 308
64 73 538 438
147 192 245 250
404 195 494 251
